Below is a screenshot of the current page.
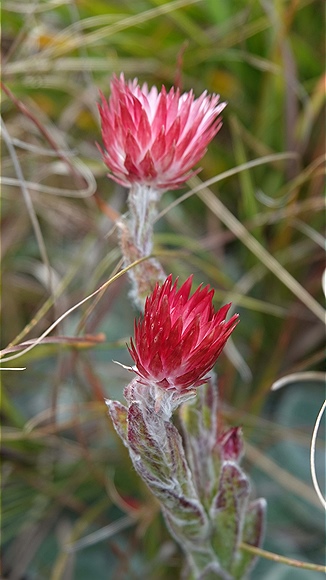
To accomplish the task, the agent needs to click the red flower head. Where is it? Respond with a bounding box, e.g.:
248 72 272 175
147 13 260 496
217 427 244 462
98 74 226 191
128 275 239 393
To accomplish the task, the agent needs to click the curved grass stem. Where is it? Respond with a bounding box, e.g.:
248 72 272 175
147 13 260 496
310 399 326 510
240 543 326 573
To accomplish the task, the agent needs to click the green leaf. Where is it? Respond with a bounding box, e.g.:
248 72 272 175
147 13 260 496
179 378 221 507
106 399 128 444
232 498 266 579
210 461 250 571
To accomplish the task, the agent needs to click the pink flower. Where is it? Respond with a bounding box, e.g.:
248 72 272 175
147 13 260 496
98 73 226 190
128 275 239 392
217 427 244 462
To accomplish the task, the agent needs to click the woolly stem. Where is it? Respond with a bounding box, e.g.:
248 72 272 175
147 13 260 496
119 183 166 309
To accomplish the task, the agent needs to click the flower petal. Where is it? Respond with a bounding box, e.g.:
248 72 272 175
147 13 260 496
98 75 226 190
128 275 239 393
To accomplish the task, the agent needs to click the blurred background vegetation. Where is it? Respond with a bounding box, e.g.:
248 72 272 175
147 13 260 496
1 0 325 578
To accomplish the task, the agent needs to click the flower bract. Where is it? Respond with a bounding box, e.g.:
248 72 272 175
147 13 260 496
128 275 239 392
98 73 226 190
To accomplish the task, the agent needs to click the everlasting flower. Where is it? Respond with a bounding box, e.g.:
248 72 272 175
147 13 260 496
217 426 244 462
98 73 226 191
128 275 239 393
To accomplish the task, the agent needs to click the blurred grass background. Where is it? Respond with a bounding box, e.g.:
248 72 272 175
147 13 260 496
1 0 325 578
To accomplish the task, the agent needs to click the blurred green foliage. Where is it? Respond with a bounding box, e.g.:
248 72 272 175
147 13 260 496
1 0 325 578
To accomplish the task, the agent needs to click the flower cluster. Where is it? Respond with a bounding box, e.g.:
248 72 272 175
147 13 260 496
128 274 239 393
98 73 226 191
100 72 266 578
